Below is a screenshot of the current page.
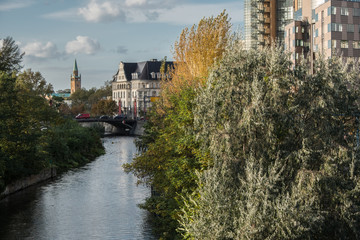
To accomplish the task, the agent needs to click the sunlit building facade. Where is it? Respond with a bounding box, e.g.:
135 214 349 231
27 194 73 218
245 0 293 49
284 0 360 65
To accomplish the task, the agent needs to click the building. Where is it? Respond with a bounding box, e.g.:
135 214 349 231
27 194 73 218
284 0 360 65
70 59 81 94
244 0 294 49
112 59 173 118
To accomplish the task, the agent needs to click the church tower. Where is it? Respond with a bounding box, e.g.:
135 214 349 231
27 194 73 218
71 59 81 94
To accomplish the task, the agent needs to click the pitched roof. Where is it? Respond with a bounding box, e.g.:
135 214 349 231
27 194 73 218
73 59 78 72
114 60 173 81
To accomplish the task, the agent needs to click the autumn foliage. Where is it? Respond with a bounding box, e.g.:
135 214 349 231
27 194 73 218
161 10 231 106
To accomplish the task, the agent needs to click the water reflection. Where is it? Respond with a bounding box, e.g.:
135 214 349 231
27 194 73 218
0 136 156 240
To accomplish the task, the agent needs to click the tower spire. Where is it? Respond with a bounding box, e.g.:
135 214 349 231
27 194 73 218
71 59 81 94
74 59 78 72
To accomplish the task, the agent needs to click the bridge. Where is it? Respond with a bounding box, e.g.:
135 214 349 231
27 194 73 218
76 118 138 135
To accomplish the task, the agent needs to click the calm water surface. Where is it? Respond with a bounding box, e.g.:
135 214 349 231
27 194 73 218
0 136 156 240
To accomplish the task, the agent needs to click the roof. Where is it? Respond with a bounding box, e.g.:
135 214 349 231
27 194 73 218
74 59 78 72
114 60 173 82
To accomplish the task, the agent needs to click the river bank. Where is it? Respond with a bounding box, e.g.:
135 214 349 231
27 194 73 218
0 168 56 200
0 136 156 239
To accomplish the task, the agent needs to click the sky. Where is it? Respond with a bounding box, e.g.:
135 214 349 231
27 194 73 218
0 0 244 91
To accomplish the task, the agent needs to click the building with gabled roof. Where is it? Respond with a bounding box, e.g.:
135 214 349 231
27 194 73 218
112 59 173 118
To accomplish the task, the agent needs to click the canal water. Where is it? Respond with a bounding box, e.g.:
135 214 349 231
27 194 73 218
0 136 156 240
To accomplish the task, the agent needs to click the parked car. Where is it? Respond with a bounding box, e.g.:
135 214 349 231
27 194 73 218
75 113 90 119
99 115 110 119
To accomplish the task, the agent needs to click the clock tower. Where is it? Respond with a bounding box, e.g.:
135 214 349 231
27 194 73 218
71 59 81 94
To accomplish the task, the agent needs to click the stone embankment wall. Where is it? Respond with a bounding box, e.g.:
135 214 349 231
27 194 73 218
0 168 56 199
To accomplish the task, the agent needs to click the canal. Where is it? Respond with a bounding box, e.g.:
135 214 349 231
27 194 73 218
0 136 156 240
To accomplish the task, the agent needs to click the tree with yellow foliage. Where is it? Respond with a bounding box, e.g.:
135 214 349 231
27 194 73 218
161 10 231 105
124 11 232 239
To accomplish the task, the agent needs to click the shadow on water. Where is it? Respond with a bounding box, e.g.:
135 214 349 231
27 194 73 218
0 136 157 240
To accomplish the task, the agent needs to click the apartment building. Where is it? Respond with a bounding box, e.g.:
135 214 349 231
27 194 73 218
284 0 360 65
112 59 173 117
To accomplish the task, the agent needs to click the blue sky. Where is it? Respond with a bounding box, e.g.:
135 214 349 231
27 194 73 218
0 0 244 91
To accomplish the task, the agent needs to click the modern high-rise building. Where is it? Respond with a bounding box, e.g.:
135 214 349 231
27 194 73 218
245 0 360 65
244 0 293 49
284 0 360 65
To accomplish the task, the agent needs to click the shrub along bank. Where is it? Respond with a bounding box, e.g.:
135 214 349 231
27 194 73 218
0 72 104 193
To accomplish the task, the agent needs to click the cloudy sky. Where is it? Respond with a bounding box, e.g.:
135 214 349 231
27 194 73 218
0 0 244 91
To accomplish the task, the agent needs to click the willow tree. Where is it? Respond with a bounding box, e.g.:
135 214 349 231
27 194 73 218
124 11 232 239
179 45 360 239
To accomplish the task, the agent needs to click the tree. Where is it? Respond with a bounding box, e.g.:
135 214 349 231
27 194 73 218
0 36 24 74
179 45 360 239
91 99 117 116
124 11 232 239
16 69 54 97
159 10 232 112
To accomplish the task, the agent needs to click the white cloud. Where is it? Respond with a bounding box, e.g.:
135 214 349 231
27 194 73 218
22 41 61 58
150 3 244 25
125 0 147 7
78 0 126 22
46 0 243 25
0 0 33 11
43 8 80 21
65 36 100 55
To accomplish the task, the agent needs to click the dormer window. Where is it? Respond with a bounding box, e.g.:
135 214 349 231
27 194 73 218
151 72 156 79
156 72 161 78
132 73 138 79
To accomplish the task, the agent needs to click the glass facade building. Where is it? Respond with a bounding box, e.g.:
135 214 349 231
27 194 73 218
245 0 293 49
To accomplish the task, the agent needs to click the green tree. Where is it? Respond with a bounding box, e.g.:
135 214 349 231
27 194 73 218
179 45 360 239
124 11 231 239
0 36 24 74
16 69 54 97
91 99 117 116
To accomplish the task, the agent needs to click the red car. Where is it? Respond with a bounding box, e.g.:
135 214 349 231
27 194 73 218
75 113 90 119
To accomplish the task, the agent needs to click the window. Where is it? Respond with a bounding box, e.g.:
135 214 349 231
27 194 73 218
331 23 342 32
341 7 349 16
152 91 156 97
353 41 360 49
132 73 138 79
296 53 299 60
315 28 319 37
296 40 304 47
296 26 299 33
348 24 354 32
314 44 318 52
328 40 332 49
328 6 337 15
314 13 319 22
354 8 360 17
151 72 155 78
302 27 305 33
341 40 348 48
